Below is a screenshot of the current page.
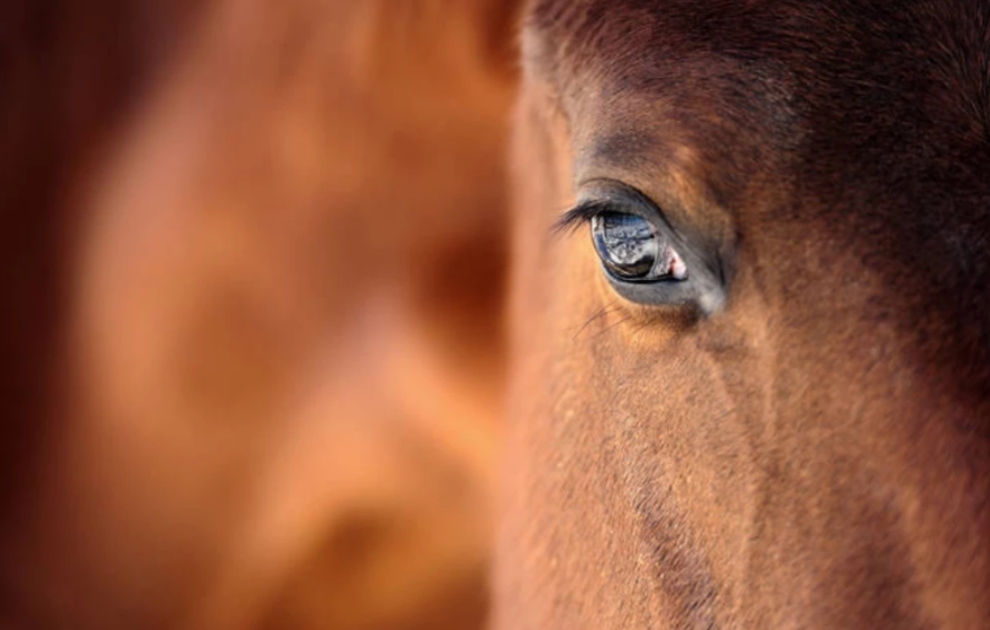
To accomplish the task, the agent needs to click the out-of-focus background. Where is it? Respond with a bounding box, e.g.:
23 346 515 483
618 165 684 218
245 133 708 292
0 1 522 628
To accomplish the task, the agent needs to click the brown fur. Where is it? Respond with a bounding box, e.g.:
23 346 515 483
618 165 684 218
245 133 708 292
0 1 521 628
5 1 990 629
497 1 990 629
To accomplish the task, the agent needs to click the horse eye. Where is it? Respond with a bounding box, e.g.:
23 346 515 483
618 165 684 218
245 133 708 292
591 212 687 282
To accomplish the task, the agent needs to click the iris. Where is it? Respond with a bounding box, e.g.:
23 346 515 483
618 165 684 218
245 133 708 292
591 212 687 282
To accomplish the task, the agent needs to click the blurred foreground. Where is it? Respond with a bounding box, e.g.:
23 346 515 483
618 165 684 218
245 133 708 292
1 1 521 628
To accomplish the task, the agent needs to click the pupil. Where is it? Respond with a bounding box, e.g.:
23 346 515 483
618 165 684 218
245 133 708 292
591 212 659 279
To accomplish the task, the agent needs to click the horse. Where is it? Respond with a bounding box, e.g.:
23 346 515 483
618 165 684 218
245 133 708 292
4 0 989 629
496 1 990 628
0 1 520 628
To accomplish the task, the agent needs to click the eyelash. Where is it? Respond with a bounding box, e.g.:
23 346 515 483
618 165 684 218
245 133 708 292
553 199 620 234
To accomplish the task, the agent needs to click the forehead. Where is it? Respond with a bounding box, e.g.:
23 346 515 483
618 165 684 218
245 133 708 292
525 0 990 152
522 0 990 244
526 0 988 77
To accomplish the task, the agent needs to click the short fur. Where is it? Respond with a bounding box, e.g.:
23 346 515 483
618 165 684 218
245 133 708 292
497 1 990 628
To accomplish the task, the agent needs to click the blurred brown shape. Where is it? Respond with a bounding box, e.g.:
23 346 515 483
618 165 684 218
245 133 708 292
0 1 522 628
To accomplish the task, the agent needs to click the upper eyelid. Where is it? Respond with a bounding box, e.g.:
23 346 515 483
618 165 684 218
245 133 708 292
554 187 698 267
553 181 670 236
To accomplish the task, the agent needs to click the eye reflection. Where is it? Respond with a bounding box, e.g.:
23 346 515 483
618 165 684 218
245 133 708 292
591 212 687 282
591 213 657 279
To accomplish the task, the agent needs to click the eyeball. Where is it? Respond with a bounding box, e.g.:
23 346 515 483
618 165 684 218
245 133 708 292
591 212 687 282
